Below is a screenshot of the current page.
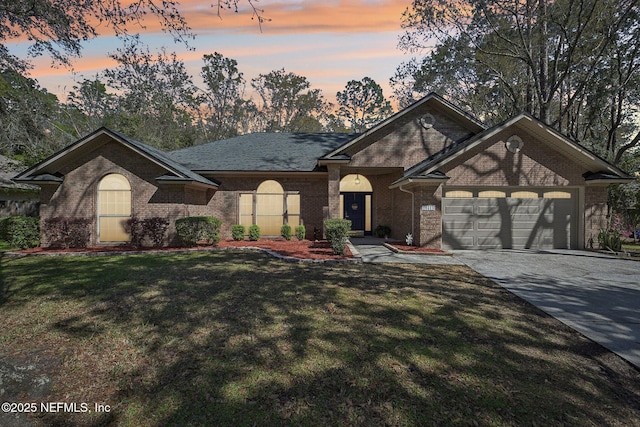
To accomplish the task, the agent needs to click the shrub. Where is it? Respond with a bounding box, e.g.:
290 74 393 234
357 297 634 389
175 216 222 247
127 218 145 247
0 217 9 241
43 217 91 249
281 224 292 240
374 224 391 238
598 229 622 252
231 224 246 241
128 217 169 247
2 216 40 249
324 218 351 255
248 224 261 241
144 217 170 247
295 225 306 240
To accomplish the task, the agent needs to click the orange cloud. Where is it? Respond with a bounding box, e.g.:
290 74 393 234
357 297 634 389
175 0 408 35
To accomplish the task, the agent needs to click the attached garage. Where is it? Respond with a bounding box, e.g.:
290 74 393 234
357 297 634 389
442 189 577 250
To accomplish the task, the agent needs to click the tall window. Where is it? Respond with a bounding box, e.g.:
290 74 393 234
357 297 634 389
240 180 300 236
256 180 284 236
98 173 131 242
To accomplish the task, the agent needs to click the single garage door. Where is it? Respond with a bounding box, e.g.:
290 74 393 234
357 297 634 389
442 190 576 250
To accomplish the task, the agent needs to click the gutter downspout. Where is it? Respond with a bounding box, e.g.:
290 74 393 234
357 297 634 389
398 184 415 240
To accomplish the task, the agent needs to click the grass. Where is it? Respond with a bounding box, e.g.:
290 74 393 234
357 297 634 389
1 251 639 426
0 239 12 252
622 240 640 251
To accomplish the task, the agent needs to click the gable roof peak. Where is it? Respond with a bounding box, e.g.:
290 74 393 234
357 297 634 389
321 92 486 160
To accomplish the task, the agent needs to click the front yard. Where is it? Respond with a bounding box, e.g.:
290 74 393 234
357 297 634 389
1 252 639 426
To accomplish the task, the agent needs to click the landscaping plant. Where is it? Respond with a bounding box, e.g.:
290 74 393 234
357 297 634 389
1 216 40 249
324 218 351 255
42 217 91 249
295 225 306 240
280 224 292 240
231 224 246 241
248 224 261 241
175 216 222 246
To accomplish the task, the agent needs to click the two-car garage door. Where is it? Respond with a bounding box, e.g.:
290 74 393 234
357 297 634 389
442 189 577 250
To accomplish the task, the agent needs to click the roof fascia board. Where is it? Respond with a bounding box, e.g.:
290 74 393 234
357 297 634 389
321 93 486 160
15 127 201 183
14 127 107 180
389 176 449 189
197 171 328 178
585 178 635 185
317 159 351 166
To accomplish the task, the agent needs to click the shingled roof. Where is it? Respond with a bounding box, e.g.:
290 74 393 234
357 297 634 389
169 133 358 172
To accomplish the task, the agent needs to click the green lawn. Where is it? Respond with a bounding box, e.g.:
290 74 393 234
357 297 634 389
1 251 639 426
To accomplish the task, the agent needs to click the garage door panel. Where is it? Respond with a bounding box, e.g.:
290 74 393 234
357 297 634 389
442 191 576 250
444 219 476 230
477 221 502 230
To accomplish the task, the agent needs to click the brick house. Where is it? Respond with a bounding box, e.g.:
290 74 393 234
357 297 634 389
14 93 632 249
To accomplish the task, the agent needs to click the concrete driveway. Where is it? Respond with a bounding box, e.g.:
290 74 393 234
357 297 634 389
453 250 640 369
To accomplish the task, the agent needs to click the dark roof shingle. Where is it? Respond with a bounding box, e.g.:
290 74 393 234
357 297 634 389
169 133 358 172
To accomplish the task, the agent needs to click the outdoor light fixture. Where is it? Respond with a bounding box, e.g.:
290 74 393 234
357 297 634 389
505 135 524 153
355 174 361 185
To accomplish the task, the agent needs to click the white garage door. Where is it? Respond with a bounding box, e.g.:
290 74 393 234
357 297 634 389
442 190 576 250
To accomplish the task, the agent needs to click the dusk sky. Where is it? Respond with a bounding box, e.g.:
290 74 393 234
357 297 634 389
7 0 417 107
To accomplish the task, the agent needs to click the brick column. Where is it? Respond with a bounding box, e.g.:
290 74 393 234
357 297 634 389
327 164 341 219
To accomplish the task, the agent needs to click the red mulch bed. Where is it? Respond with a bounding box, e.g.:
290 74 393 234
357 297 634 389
218 239 352 260
16 239 352 261
386 242 449 254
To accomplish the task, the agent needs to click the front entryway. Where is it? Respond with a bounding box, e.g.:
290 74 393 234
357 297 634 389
343 192 365 231
340 174 372 236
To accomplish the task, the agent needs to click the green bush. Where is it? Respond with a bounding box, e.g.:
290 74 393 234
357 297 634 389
42 217 91 248
248 224 261 241
374 224 392 238
324 218 351 255
598 228 622 252
281 224 292 240
3 216 40 249
231 224 246 241
175 216 222 247
295 225 306 240
0 217 9 241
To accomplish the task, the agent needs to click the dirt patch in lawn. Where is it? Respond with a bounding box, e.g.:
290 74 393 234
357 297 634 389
14 239 352 261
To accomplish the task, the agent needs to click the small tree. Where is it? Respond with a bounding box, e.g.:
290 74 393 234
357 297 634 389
324 219 351 255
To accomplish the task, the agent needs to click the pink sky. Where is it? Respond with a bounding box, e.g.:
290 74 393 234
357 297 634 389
8 0 413 107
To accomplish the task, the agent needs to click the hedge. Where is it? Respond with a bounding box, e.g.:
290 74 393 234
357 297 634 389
1 216 40 249
127 217 170 247
175 216 222 247
42 217 91 249
324 218 351 255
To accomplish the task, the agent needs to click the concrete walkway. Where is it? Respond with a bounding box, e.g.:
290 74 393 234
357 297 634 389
349 237 464 265
350 239 640 369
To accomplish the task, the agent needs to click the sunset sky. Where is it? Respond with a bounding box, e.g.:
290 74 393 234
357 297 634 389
7 0 417 107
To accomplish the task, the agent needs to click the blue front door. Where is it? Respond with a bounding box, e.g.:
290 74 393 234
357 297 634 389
343 192 365 232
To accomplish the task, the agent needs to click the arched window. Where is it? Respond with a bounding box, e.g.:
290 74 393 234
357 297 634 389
98 173 131 242
256 180 285 236
239 180 300 236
